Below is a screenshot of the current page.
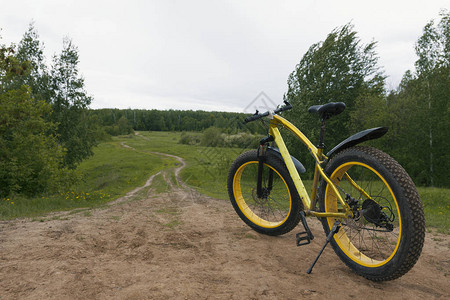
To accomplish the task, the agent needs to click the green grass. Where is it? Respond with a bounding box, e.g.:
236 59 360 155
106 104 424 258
151 173 171 194
164 220 181 229
418 187 450 234
126 131 247 200
75 139 175 196
1 131 448 235
0 135 173 220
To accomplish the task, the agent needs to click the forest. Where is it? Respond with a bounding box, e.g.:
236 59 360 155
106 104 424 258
90 108 263 135
0 10 448 201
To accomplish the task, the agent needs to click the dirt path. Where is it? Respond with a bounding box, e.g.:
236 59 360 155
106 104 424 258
0 151 449 299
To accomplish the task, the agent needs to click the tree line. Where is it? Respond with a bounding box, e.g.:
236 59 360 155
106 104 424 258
1 11 448 200
89 108 263 136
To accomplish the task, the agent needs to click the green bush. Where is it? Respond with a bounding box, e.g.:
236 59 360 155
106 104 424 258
201 127 224 147
179 132 201 145
199 127 262 149
223 132 262 148
0 86 77 197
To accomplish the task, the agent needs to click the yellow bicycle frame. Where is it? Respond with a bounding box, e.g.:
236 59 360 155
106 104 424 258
269 114 352 219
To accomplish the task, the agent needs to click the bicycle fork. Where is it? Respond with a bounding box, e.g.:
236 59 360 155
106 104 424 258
256 140 274 198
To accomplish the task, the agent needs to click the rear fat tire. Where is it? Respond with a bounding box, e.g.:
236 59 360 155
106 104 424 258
227 150 302 236
319 146 425 281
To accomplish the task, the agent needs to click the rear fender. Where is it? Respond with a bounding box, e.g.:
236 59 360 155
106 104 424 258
326 127 388 157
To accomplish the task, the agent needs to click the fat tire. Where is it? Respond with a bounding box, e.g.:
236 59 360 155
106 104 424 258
227 150 303 236
319 146 425 281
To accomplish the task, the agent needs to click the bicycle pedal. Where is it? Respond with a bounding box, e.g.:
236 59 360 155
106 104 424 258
298 211 314 241
296 231 311 246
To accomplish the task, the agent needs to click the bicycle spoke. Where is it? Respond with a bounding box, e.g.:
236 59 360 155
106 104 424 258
236 162 292 224
326 160 403 264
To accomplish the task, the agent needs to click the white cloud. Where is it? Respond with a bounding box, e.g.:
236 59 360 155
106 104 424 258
1 0 448 112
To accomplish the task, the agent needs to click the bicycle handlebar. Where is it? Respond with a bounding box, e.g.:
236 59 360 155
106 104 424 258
244 101 292 124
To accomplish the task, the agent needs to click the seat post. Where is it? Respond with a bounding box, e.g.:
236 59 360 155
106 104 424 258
318 118 327 150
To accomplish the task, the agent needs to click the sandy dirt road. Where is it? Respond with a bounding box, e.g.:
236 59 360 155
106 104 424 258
0 150 449 299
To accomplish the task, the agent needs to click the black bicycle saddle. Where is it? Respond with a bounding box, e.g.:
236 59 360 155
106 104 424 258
308 102 346 120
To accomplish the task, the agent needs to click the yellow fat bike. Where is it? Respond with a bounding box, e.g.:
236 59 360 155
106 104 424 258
227 101 425 281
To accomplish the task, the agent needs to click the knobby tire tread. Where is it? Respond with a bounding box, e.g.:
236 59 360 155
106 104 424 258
320 146 425 281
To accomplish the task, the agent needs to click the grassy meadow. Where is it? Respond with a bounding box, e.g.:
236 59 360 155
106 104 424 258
1 131 448 234
125 131 244 200
0 134 175 219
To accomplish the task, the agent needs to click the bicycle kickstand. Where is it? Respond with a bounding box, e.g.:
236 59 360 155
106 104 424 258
306 220 341 274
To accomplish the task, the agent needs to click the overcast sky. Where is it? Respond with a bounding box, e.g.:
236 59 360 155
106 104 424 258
1 1 448 112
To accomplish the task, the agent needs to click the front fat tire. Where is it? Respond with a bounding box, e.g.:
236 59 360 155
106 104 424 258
319 146 425 281
227 150 302 236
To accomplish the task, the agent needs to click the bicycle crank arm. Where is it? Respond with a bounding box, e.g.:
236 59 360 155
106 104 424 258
306 220 341 274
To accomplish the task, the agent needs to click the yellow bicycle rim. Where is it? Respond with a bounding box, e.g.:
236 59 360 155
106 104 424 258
233 161 292 228
325 162 402 267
